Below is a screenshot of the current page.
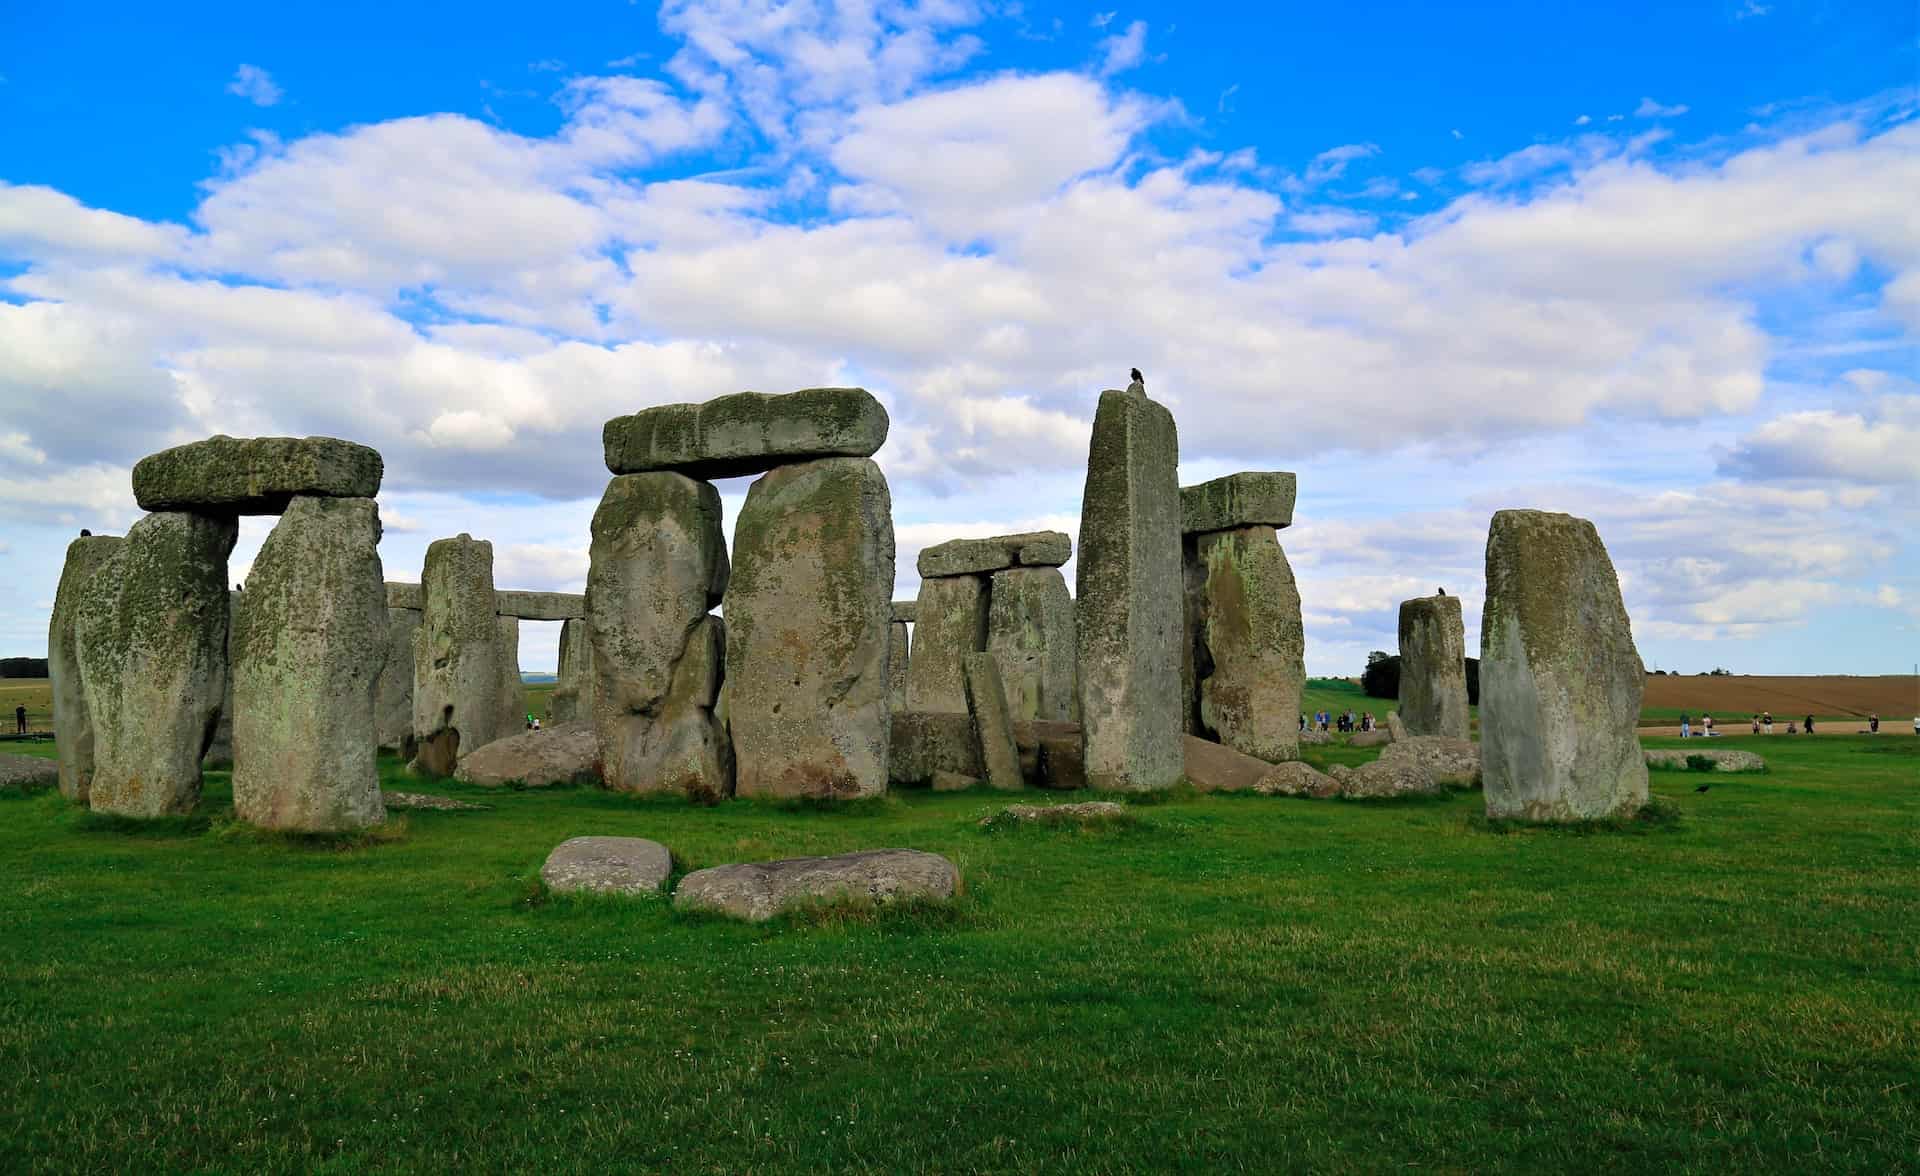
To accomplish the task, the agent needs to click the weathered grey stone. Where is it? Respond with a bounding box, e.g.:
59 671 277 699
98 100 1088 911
133 435 382 514
48 534 123 804
931 770 979 792
917 531 1071 578
724 457 894 799
494 615 524 741
603 387 889 479
494 590 585 621
376 606 421 751
1398 594 1470 740
1385 710 1408 742
1328 757 1444 799
1180 471 1295 535
904 575 987 714
1183 734 1276 793
1298 727 1331 746
0 753 59 793
73 512 235 817
889 711 982 785
1481 509 1649 822
231 496 387 831
381 790 488 811
541 836 672 896
1645 748 1766 773
548 618 595 723
386 582 424 611
1183 526 1303 763
1350 728 1391 749
411 534 514 776
201 591 236 769
587 472 731 799
1379 736 1481 787
891 600 918 623
982 801 1127 828
887 621 910 711
455 720 599 788
1075 389 1184 792
674 849 958 922
986 566 1078 723
1252 761 1342 799
963 653 1023 791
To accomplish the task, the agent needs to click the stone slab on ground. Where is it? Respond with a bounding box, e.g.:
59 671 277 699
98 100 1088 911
133 435 383 514
1350 729 1391 748
1183 734 1283 793
917 531 1071 578
604 387 889 479
381 791 490 812
1328 757 1444 799
673 849 959 922
1180 471 1295 535
454 721 599 788
541 836 673 896
1645 748 1766 773
0 753 58 793
1251 761 1342 799
981 801 1127 828
1379 736 1481 787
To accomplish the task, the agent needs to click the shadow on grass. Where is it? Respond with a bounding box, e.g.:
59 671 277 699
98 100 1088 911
1468 795 1683 836
67 807 216 838
670 892 974 935
211 812 411 852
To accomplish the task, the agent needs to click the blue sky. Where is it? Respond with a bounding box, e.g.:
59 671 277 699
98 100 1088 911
2 0 1916 675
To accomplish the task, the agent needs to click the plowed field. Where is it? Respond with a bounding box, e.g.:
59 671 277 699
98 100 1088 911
1641 674 1918 723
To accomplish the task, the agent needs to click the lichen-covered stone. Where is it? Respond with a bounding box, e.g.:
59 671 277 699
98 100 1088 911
541 836 671 896
1481 509 1648 822
1180 471 1295 535
133 435 383 514
411 534 514 775
724 457 894 799
375 606 420 751
1076 390 1184 792
963 653 1022 791
887 621 910 711
1398 594 1470 740
458 721 599 788
904 575 987 714
587 472 730 799
982 801 1127 828
494 615 524 740
603 387 889 479
888 710 982 785
1252 761 1341 798
48 533 122 804
1645 748 1765 773
917 531 1071 578
891 599 917 623
231 496 387 831
0 753 60 793
673 849 958 922
1379 736 1480 787
493 591 585 621
986 566 1077 723
73 511 236 817
1183 526 1304 763
549 617 595 723
386 582 424 610
1327 756 1444 798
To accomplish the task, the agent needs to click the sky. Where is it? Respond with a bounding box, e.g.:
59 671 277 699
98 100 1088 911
1 0 1916 677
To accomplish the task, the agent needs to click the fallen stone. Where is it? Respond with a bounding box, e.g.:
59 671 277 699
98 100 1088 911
724 457 894 799
542 836 673 896
548 617 594 724
889 711 981 785
74 511 235 818
230 496 387 831
133 435 382 514
1180 471 1296 535
603 387 889 479
1398 594 1471 740
1379 736 1481 787
904 574 987 714
931 770 979 792
380 790 489 812
1327 756 1444 799
386 582 424 610
963 653 1023 791
411 535 516 775
48 533 123 804
493 590 585 621
587 473 731 799
986 566 1078 723
982 801 1127 828
673 849 958 922
1183 734 1280 793
1481 509 1648 822
917 531 1071 578
376 607 421 751
1076 389 1184 792
1350 729 1391 748
1184 525 1303 763
1644 748 1766 773
891 599 918 623
454 720 599 788
1252 761 1341 799
0 753 59 793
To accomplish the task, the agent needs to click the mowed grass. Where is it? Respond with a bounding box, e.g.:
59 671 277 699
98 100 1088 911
3 731 1916 1172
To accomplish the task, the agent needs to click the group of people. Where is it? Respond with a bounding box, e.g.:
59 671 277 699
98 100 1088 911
1301 710 1377 734
1681 710 1920 736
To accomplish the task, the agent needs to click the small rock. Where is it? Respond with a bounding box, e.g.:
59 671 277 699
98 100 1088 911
673 849 958 922
983 801 1128 827
454 721 599 788
541 836 673 896
931 770 979 792
1349 729 1391 748
1298 728 1331 745
0 753 59 793
1644 748 1766 773
381 791 489 812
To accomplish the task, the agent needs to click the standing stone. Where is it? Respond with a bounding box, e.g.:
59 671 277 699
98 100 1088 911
1398 594 1470 740
495 615 524 737
1481 509 1648 822
887 621 910 711
1075 390 1183 792
375 607 421 752
904 575 987 714
986 566 1078 723
587 473 731 798
1184 527 1304 763
411 534 512 776
549 617 595 723
202 591 237 769
231 496 387 831
73 511 236 817
963 653 1023 791
723 457 894 799
48 533 123 804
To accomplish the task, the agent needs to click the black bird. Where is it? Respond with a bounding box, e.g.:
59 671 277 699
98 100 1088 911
1437 586 1446 596
79 528 91 536
1130 367 1143 385
1694 783 1711 794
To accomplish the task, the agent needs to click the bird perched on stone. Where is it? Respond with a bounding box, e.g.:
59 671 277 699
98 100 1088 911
1437 587 1446 596
1126 367 1145 396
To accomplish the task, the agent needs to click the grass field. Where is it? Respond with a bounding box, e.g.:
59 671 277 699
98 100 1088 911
3 728 1914 1171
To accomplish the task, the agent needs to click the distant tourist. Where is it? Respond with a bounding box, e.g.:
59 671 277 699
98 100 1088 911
1680 713 1691 739
1805 714 1815 735
1763 711 1774 735
1702 713 1714 737
1912 715 1919 736
13 704 24 735
1787 722 1797 735
1868 714 1879 734
1751 713 1761 735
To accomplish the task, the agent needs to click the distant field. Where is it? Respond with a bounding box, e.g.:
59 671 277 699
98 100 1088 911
0 678 53 734
1641 674 1918 726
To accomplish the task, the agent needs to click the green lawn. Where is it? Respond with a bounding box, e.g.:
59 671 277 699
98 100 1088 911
2 733 1914 1172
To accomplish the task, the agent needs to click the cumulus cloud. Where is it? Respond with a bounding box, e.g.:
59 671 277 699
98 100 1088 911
1636 96 1689 118
227 64 283 107
1095 19 1148 76
1721 392 1920 485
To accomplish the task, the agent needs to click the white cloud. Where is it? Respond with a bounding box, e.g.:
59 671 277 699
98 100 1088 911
1096 19 1148 76
1574 114 1592 126
1305 142 1378 185
227 64 282 107
1636 96 1689 118
1721 395 1920 484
